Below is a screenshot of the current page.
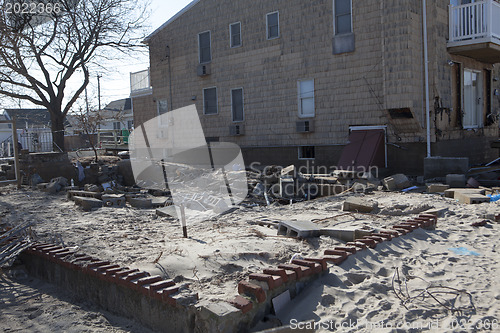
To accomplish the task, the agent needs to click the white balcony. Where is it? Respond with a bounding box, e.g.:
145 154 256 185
130 68 152 97
448 0 500 63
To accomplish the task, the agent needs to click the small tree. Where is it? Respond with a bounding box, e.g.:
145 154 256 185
0 0 148 151
73 108 103 163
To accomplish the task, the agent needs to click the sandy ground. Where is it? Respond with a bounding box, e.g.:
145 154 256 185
1 184 500 332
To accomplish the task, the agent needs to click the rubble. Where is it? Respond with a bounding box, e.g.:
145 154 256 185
382 174 411 191
427 184 450 193
342 197 378 213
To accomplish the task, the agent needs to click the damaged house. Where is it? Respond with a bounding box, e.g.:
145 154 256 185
131 0 500 174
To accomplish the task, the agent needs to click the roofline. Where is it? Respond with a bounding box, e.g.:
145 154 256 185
143 0 201 44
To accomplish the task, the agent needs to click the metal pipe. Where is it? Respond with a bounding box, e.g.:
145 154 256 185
423 0 431 158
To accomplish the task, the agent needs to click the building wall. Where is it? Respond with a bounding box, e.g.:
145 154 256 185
133 0 500 172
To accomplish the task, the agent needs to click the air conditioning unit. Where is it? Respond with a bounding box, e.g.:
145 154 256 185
197 64 211 76
296 120 314 133
229 124 245 136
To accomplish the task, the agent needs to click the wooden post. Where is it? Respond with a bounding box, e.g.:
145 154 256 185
180 204 188 238
11 119 21 189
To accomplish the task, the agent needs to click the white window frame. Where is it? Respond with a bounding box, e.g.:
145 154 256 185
462 68 483 129
298 146 316 160
157 99 169 127
231 87 244 122
198 30 212 64
203 87 218 115
333 0 353 35
229 22 242 48
298 79 315 118
266 11 280 40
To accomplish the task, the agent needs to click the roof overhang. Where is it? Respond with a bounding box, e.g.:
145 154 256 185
143 0 201 44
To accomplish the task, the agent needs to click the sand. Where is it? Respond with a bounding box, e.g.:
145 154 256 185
1 184 500 332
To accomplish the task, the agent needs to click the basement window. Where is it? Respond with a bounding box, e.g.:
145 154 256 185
388 108 414 119
298 146 315 160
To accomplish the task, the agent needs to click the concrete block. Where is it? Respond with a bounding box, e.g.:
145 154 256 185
129 197 153 209
383 174 410 191
102 194 126 207
424 157 469 179
427 184 450 193
196 301 242 333
84 184 101 193
73 196 103 211
342 197 378 213
320 227 373 242
67 190 102 200
446 174 466 188
421 208 448 218
151 197 172 208
456 192 490 204
277 220 321 238
445 188 485 198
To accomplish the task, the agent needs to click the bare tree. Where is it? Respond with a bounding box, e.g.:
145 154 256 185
0 0 148 151
72 108 103 162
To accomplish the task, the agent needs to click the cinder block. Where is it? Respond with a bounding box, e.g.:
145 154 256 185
277 220 321 238
446 174 466 188
129 197 153 209
445 188 485 198
342 197 378 213
73 196 103 211
456 192 490 204
383 174 410 191
427 184 450 193
102 194 126 207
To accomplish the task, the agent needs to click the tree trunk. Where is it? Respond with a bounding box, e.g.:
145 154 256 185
50 113 66 152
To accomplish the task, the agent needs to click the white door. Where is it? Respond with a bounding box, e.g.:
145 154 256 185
463 69 482 128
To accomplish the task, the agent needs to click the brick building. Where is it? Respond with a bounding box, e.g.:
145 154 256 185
131 0 500 174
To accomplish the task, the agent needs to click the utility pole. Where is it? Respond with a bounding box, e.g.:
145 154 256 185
97 74 102 112
85 87 90 115
97 74 102 131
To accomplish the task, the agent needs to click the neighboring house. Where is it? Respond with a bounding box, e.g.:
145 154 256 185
131 0 500 174
2 108 71 152
100 98 134 131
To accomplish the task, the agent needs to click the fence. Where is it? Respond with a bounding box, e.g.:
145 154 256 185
449 0 500 43
18 129 53 153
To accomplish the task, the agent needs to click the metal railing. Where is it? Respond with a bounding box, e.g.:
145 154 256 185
18 130 53 153
98 129 130 150
130 68 152 95
449 0 500 43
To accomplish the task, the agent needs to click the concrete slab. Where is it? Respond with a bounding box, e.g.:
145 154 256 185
427 184 450 193
277 220 321 238
342 197 378 213
320 227 373 242
151 197 171 208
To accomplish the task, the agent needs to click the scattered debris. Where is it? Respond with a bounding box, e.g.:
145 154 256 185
342 197 378 213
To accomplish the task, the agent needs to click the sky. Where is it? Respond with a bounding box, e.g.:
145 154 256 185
2 0 193 111
92 0 193 108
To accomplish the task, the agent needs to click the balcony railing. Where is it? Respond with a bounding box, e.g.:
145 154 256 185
449 0 500 45
130 68 152 96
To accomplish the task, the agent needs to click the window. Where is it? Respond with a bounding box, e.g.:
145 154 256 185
113 122 121 130
298 79 315 117
127 120 134 130
463 69 483 128
198 31 211 63
231 88 244 122
157 99 169 126
266 12 279 39
230 22 241 48
299 146 315 160
334 0 352 35
203 87 218 115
